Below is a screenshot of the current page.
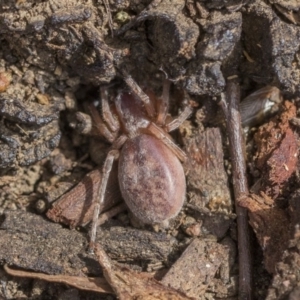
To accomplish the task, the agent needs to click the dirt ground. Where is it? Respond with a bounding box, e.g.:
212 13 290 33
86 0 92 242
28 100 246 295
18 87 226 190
0 0 300 299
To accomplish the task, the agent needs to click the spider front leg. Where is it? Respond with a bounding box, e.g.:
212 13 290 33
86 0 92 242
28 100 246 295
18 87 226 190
87 86 120 142
87 103 116 143
155 79 192 132
100 87 119 133
164 105 193 132
122 71 156 118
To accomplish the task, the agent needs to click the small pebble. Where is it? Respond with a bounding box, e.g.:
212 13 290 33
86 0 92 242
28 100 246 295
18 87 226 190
35 199 48 214
0 72 12 92
23 70 35 85
184 222 202 237
36 93 50 105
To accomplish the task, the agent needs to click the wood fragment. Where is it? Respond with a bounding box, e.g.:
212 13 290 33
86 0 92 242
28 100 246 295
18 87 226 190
251 101 298 198
0 71 12 92
183 127 234 239
184 127 232 215
239 101 298 273
0 210 176 278
96 224 176 263
239 193 290 273
162 238 229 298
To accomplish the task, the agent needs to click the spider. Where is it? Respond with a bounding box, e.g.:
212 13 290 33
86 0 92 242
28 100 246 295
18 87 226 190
89 74 192 246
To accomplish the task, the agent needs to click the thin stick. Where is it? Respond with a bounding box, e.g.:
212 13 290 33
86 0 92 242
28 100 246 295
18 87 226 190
220 80 253 300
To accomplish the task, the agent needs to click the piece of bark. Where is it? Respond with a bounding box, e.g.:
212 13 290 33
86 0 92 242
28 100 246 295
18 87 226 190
184 127 232 213
240 101 298 273
47 162 122 228
240 193 290 274
0 209 191 299
0 210 176 276
94 244 194 300
252 101 298 199
161 238 229 298
96 223 177 263
183 127 233 238
0 210 100 276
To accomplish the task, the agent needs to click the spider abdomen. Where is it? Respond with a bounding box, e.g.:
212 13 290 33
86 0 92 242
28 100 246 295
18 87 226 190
118 134 186 224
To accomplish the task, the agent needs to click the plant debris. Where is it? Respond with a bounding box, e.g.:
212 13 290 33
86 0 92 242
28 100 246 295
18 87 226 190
4 264 112 295
240 101 299 273
94 243 194 300
47 164 122 228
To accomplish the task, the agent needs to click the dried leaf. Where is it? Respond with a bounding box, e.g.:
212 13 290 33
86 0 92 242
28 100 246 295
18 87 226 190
47 164 121 227
4 264 113 294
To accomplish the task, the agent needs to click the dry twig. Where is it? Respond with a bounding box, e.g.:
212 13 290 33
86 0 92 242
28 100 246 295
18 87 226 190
220 80 253 300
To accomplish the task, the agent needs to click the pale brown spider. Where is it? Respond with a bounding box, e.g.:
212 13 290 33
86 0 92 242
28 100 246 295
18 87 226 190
89 74 192 246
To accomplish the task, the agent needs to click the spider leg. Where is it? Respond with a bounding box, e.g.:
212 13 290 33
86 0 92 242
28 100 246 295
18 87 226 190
100 87 120 133
87 103 115 143
122 72 156 118
156 79 192 131
89 135 127 249
89 149 119 248
156 79 171 126
164 105 192 132
146 122 187 162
